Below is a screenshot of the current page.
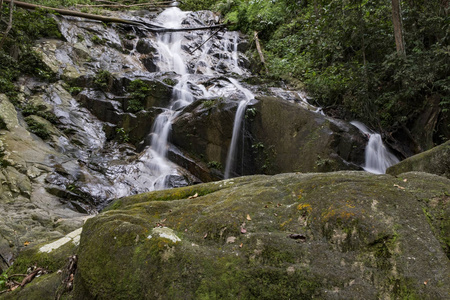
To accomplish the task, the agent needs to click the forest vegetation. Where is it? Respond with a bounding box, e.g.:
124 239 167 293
0 0 449 155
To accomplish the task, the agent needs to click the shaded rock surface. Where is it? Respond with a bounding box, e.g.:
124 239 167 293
172 94 366 178
387 140 450 179
65 171 449 299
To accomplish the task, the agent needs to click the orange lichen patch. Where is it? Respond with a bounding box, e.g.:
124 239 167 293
280 218 293 228
322 206 356 222
297 203 312 213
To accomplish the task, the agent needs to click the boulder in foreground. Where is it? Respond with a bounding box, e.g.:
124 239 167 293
70 171 450 299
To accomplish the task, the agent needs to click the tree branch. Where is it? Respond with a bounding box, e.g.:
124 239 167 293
1 0 226 33
189 27 222 54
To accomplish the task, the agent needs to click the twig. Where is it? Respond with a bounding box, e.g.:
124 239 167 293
189 27 222 54
20 267 44 288
0 0 13 49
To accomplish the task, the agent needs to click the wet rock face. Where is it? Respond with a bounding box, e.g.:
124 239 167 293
1 8 250 271
249 96 366 174
387 140 450 179
70 172 450 299
172 95 366 178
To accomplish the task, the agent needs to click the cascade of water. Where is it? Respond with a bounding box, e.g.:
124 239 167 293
350 121 399 174
193 31 215 75
129 7 252 188
232 34 239 69
142 7 193 189
224 78 255 178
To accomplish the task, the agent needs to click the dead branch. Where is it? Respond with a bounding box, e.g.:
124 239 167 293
2 0 159 28
0 0 13 49
20 267 45 288
189 27 222 54
55 255 78 300
75 3 173 9
2 0 226 33
253 31 268 74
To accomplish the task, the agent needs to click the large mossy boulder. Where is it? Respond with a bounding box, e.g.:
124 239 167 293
249 96 366 174
387 140 450 179
172 96 366 178
72 171 450 299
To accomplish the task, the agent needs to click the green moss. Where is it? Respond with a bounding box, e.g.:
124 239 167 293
24 116 51 140
162 78 176 86
72 172 450 298
21 103 59 124
8 241 77 275
91 35 106 45
94 70 112 91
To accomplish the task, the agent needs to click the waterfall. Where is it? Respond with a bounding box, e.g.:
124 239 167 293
145 7 250 188
350 121 399 174
143 8 194 189
224 78 255 179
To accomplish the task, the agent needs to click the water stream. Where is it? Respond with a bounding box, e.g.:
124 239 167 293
224 78 255 178
142 7 252 187
350 121 399 174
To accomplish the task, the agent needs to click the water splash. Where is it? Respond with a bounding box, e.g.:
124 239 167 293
351 121 399 174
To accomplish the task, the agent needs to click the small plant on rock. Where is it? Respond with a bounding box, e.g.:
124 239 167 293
207 161 222 170
116 127 130 143
25 117 51 140
126 79 151 113
94 70 112 91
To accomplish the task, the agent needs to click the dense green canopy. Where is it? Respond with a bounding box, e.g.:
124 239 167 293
1 0 449 151
182 0 449 149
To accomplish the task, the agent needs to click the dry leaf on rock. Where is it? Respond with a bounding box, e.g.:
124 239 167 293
188 193 199 199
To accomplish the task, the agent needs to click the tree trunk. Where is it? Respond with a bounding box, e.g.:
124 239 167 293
0 0 13 49
391 0 406 55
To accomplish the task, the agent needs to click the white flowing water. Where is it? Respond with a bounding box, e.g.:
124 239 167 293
142 8 194 189
144 7 251 188
350 121 399 174
224 78 255 179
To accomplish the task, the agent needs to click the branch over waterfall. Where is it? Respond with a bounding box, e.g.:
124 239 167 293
1 0 226 32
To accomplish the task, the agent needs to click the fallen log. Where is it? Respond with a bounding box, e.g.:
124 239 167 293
2 0 226 32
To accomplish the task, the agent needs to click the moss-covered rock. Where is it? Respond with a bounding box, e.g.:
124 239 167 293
0 227 82 299
72 171 449 299
387 140 450 179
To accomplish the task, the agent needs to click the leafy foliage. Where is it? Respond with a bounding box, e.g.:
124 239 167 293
126 79 151 112
0 7 59 99
115 127 130 143
25 117 52 140
94 70 112 91
209 0 449 144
